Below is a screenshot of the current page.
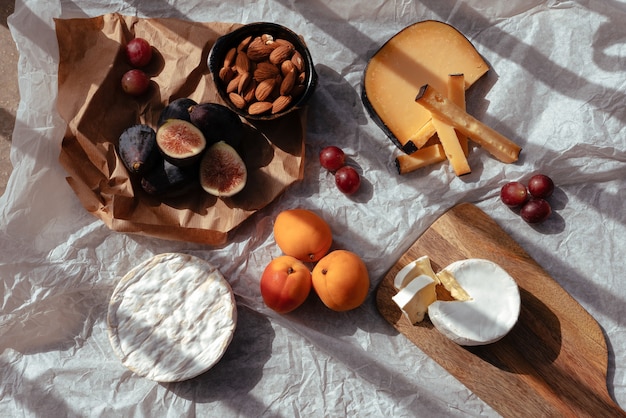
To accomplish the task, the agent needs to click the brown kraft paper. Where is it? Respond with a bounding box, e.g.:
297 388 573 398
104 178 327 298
55 13 306 245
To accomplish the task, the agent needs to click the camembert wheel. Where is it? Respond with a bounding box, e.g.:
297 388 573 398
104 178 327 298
107 253 237 382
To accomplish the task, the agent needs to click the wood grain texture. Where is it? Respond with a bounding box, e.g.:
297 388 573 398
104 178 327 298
377 203 625 417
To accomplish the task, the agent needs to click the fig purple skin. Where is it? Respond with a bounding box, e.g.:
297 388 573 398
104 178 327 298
189 103 245 149
157 98 198 126
118 124 159 175
141 158 195 196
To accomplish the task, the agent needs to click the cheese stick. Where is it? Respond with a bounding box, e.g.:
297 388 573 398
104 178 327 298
415 84 521 163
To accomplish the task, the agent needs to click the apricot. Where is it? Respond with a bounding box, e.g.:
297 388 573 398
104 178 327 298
273 209 332 262
311 250 370 311
260 255 312 314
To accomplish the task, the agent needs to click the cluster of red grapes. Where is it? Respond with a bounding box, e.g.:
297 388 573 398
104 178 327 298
500 174 555 223
319 146 361 195
121 38 153 96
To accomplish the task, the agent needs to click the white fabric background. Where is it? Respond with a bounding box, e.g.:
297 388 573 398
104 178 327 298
1 0 625 416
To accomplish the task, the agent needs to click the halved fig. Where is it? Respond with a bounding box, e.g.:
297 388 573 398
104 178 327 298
189 102 245 149
141 158 195 196
199 141 247 197
156 119 207 167
157 97 197 126
117 124 159 175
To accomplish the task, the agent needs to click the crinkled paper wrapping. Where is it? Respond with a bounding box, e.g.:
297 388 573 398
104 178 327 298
1 1 625 417
56 13 306 245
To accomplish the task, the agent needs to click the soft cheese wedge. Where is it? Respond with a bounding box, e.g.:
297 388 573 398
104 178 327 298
362 20 489 153
393 255 439 290
107 253 237 382
428 259 521 346
392 274 437 324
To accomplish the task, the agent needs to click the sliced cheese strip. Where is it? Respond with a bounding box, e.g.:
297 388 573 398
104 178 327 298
363 20 489 151
393 255 439 290
431 115 471 176
107 253 237 382
447 73 469 156
428 259 521 346
395 143 446 175
392 274 437 324
415 84 521 163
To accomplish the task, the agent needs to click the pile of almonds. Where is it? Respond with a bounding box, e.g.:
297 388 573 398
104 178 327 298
219 34 307 116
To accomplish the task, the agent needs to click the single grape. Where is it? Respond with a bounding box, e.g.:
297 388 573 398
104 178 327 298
500 181 528 207
121 69 150 96
527 174 554 199
520 198 551 223
319 146 345 171
335 166 361 195
125 38 153 67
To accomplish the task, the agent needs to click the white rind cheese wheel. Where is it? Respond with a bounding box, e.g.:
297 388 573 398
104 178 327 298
428 259 521 346
107 253 237 382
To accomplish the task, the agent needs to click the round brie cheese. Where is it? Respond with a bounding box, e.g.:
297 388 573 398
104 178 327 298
107 253 237 382
428 259 521 346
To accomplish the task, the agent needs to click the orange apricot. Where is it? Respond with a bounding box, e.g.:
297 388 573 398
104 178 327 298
273 209 332 262
260 255 312 314
311 250 370 311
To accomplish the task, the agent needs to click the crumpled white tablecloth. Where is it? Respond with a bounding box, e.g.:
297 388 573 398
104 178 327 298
1 0 625 416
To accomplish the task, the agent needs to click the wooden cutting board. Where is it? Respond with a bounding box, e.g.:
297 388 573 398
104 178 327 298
376 203 625 417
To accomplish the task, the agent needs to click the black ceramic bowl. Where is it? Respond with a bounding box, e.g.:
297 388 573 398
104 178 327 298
208 22 317 121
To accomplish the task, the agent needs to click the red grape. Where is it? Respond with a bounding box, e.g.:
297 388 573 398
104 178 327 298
335 166 360 194
500 181 528 207
319 146 345 171
125 38 153 67
121 69 150 96
527 174 554 198
520 198 552 223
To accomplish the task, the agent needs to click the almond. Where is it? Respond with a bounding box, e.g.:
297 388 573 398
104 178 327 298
253 62 280 82
247 37 273 62
274 38 295 50
242 79 257 102
229 92 247 109
226 73 241 93
280 59 295 76
272 95 292 114
224 47 237 68
238 71 252 94
235 51 250 73
237 35 252 52
219 66 235 84
291 51 304 72
298 71 306 85
248 101 273 115
255 78 276 102
269 44 294 65
280 69 296 96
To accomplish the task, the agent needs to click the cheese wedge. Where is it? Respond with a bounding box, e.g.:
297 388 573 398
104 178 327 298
415 84 521 163
392 274 437 324
428 259 521 346
362 20 489 152
107 253 237 382
436 269 472 302
395 143 446 175
393 255 439 290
